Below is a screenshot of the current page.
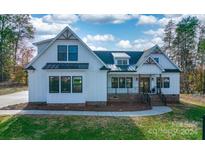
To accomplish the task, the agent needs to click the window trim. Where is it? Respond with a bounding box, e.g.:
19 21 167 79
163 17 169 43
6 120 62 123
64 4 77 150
57 45 68 61
156 77 170 88
68 45 78 61
111 77 119 88
72 76 83 93
60 76 71 93
49 76 60 93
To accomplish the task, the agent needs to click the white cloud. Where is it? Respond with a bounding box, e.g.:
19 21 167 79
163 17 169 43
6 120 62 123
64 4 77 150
31 16 79 42
83 34 115 43
144 28 164 37
80 14 138 24
42 14 79 24
137 15 157 25
117 40 132 49
89 45 107 50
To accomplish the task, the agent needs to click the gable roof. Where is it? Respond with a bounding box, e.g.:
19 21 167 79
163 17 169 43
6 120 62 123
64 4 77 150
26 26 106 68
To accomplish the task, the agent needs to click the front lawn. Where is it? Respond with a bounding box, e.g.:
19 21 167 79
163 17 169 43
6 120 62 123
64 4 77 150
0 96 204 139
0 86 27 95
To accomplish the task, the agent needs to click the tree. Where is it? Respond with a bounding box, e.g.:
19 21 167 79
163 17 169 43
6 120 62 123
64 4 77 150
0 15 15 81
173 16 199 93
197 24 205 94
11 15 34 73
163 19 175 61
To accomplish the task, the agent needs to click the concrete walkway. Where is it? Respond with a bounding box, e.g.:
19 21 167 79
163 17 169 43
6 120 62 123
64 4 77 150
0 106 172 117
0 91 28 108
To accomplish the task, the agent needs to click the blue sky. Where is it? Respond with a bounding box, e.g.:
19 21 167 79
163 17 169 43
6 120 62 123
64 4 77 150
30 14 205 51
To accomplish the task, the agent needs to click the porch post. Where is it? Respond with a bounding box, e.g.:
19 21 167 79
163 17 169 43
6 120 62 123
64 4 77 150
159 74 162 94
138 74 140 94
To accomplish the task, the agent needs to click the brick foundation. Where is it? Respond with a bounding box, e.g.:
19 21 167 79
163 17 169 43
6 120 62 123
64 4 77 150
164 94 180 104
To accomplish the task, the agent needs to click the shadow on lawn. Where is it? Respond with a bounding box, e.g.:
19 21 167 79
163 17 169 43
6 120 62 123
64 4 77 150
0 115 145 140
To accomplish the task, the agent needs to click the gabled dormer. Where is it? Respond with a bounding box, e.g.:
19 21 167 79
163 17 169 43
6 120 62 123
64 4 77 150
112 52 130 65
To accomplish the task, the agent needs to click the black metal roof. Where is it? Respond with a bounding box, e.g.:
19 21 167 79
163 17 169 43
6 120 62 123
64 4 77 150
42 63 89 69
164 69 180 72
26 66 35 70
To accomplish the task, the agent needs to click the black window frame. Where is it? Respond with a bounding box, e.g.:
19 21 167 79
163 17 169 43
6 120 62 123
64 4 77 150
68 45 78 61
163 77 170 88
57 45 67 61
111 77 118 88
119 77 126 88
72 76 82 93
61 76 71 93
126 77 133 88
156 77 170 88
49 76 59 93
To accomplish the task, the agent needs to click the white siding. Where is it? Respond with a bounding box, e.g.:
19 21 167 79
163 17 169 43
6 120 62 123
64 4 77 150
161 73 180 94
28 38 107 103
151 53 177 69
137 64 162 74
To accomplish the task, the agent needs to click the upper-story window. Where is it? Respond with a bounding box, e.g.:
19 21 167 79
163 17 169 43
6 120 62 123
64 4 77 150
68 45 78 61
117 59 128 65
154 57 159 63
57 45 67 61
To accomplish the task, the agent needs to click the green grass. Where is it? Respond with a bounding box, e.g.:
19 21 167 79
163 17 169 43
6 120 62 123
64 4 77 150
0 97 204 139
0 86 27 95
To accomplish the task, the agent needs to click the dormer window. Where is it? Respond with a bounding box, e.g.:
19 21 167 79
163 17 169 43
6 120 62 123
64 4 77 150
117 59 128 65
112 52 130 65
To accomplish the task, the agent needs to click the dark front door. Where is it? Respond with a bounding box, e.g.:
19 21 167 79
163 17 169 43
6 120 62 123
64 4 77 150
140 77 150 93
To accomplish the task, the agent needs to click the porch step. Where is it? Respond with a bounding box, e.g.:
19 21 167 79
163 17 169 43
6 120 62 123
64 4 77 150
149 94 164 106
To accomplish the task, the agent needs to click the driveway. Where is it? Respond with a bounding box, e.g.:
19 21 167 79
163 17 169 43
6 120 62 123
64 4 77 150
0 91 28 108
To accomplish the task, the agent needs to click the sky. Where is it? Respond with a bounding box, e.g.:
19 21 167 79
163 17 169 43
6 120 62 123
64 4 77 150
31 14 205 51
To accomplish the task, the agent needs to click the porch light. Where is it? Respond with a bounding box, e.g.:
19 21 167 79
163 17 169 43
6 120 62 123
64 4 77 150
152 77 154 81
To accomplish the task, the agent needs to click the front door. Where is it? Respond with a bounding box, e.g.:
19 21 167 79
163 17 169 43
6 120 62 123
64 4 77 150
139 77 150 93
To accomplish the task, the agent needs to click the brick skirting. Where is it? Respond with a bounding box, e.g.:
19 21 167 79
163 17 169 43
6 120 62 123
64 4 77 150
164 94 180 104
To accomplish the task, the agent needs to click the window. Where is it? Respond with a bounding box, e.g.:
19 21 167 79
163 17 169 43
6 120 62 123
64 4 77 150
117 59 128 65
61 76 71 93
58 45 67 61
49 76 59 93
72 76 82 93
126 77 133 88
111 77 118 88
68 45 78 61
119 77 126 88
154 57 159 63
156 77 170 88
163 77 170 88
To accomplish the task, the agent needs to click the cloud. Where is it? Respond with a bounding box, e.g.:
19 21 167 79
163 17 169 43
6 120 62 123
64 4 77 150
31 16 78 42
83 34 115 44
89 45 107 50
42 14 79 24
137 15 157 25
79 14 138 24
144 28 164 37
117 40 132 49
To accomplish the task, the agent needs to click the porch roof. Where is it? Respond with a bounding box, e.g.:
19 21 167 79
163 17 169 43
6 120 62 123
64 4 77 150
42 63 89 69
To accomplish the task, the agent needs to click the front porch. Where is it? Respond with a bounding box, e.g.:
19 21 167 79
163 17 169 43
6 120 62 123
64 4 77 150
107 73 166 106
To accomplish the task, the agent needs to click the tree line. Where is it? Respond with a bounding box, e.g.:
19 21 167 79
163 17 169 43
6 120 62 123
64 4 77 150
0 14 205 94
163 16 205 94
0 15 34 84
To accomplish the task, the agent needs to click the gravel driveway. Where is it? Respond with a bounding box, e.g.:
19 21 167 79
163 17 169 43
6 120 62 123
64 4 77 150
0 91 28 108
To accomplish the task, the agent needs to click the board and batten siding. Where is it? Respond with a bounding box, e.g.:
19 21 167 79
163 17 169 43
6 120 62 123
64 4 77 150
28 39 107 103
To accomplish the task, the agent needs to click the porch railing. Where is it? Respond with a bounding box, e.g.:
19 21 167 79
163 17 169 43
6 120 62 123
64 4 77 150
142 93 151 107
107 87 138 94
158 92 167 106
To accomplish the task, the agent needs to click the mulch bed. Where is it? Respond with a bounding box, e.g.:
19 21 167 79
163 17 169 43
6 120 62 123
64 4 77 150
0 102 151 112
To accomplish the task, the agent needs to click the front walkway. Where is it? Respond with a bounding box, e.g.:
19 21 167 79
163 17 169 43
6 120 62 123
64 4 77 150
0 106 172 117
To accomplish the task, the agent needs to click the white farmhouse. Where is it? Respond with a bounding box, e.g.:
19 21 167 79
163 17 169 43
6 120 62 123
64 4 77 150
26 26 180 106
